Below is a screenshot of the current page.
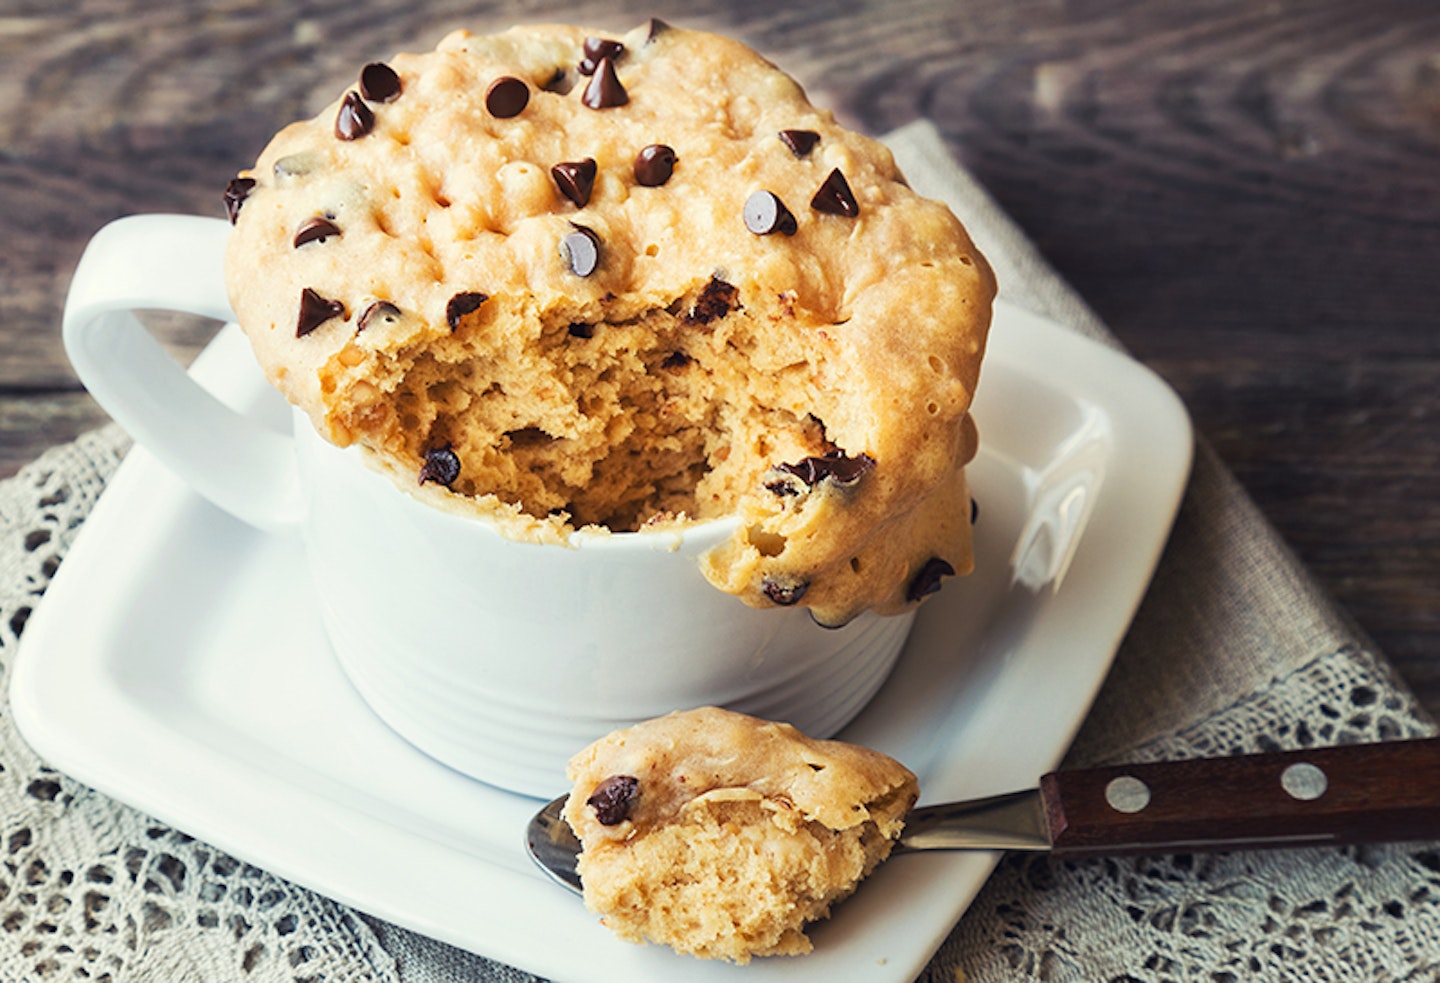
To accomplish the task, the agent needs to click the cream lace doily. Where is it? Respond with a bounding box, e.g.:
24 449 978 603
2 423 1440 983
934 645 1440 982
0 427 400 983
6 426 1439 982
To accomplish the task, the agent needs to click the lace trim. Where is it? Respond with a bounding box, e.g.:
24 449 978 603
932 644 1440 982
0 428 400 982
7 429 1438 982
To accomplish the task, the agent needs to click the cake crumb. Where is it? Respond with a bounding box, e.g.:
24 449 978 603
563 707 919 962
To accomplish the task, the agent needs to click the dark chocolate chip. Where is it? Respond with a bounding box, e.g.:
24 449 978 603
446 291 488 331
587 775 640 826
763 578 809 606
357 300 400 333
744 190 797 236
644 18 670 43
335 91 375 140
293 216 341 248
223 177 256 224
775 450 875 488
811 168 860 217
485 76 530 118
551 158 597 208
359 62 401 103
582 56 628 109
764 475 802 497
561 225 602 277
633 144 677 186
578 37 625 75
661 351 691 369
779 129 820 157
686 277 738 325
418 445 461 488
907 557 955 602
567 322 595 339
296 288 345 338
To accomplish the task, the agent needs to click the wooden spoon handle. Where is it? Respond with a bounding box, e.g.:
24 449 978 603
1042 737 1440 855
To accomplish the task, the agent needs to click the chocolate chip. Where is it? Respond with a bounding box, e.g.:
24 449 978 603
907 557 955 602
551 158 597 208
582 56 628 109
223 177 256 224
296 288 345 338
335 91 375 140
644 18 670 43
764 475 801 497
633 144 677 186
485 76 530 118
446 291 488 331
779 129 820 157
567 322 595 339
661 351 691 369
774 450 875 488
419 445 461 488
561 225 602 277
357 300 400 333
686 277 738 325
811 168 859 217
578 37 624 75
763 578 809 606
359 62 401 103
587 775 640 826
293 217 341 248
744 190 797 236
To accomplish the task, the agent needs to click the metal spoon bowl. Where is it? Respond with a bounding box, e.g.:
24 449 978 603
526 795 583 894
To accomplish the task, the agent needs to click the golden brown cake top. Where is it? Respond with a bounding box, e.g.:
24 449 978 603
224 20 994 624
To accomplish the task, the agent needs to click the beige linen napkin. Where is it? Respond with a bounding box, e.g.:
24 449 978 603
0 122 1434 982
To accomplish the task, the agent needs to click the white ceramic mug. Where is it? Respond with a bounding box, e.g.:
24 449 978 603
62 213 916 797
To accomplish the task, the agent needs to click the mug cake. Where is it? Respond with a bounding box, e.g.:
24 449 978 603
222 19 994 627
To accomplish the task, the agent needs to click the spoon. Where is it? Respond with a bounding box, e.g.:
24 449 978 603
527 736 1440 894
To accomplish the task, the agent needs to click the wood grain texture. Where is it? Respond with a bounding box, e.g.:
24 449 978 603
1043 737 1440 853
1 0 1436 709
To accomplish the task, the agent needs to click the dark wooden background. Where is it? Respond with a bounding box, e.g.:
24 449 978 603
3 1 1436 709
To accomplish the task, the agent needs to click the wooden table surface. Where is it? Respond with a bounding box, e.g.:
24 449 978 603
3 1 1436 713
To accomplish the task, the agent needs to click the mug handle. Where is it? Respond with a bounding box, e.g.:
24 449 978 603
63 214 304 530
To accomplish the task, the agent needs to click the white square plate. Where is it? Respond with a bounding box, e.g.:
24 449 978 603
12 299 1191 982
